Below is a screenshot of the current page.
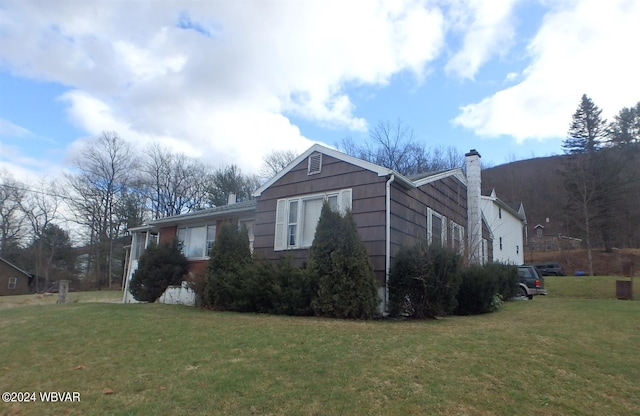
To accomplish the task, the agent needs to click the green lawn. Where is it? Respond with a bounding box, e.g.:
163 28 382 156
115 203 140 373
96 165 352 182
1 283 638 415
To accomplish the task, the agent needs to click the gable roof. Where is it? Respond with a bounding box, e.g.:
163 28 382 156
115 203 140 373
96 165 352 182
481 192 526 223
0 257 31 277
254 144 466 197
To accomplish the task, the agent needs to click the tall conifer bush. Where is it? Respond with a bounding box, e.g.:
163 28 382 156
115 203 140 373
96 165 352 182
204 222 252 309
308 202 379 319
129 239 189 302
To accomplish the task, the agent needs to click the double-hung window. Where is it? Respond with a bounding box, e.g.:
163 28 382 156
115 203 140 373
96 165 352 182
7 277 17 289
451 221 465 255
177 224 217 259
426 207 447 247
274 189 352 251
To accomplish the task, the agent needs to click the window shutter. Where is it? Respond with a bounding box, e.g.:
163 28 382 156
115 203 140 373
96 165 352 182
274 199 287 251
339 189 352 214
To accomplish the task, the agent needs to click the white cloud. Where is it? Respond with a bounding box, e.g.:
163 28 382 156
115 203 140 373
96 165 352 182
453 0 640 142
445 0 520 80
0 0 447 174
0 118 32 138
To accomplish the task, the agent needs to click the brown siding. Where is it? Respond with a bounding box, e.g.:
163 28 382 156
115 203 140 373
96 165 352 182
254 154 388 282
159 226 177 244
255 153 473 286
0 261 31 296
389 176 468 258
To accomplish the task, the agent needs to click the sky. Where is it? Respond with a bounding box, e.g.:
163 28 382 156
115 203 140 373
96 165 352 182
1 0 639 184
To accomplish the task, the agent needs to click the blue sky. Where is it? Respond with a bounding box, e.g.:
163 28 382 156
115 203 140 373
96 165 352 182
1 0 639 183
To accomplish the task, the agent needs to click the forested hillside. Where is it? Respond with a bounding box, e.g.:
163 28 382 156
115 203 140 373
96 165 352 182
483 145 640 250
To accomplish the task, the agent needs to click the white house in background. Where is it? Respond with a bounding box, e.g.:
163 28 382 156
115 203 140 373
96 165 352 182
480 189 527 265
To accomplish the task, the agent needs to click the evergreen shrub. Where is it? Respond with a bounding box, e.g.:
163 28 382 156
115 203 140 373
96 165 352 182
455 264 503 315
204 222 252 309
309 203 380 319
388 243 462 319
129 238 189 302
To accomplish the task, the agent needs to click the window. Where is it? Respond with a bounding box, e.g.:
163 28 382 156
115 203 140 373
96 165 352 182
7 277 17 289
177 224 217 258
308 152 322 175
481 239 489 264
498 207 502 219
274 189 352 251
238 220 255 252
426 208 447 247
288 201 298 247
499 237 503 251
451 222 465 254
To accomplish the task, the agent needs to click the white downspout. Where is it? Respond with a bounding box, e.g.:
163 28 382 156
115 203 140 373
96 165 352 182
385 174 395 314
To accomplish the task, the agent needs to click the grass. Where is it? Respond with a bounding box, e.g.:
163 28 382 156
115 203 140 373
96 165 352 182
545 275 640 299
0 290 123 310
1 284 639 415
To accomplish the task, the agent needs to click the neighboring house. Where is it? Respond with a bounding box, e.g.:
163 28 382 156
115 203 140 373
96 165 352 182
480 189 527 265
123 145 499 313
528 223 582 253
122 197 256 304
0 257 32 296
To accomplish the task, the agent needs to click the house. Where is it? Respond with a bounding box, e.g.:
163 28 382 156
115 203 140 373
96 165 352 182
0 257 32 296
528 223 582 253
252 145 492 312
123 144 500 313
122 197 256 304
479 189 527 264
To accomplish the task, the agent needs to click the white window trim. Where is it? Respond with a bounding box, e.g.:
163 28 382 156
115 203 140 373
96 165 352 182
7 277 17 289
274 188 352 251
426 207 447 247
451 221 465 255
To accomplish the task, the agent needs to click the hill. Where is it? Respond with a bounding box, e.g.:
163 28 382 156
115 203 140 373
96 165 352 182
483 155 566 233
482 146 640 251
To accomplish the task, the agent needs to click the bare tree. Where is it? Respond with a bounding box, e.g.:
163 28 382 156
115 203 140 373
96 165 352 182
141 144 212 219
20 179 61 291
260 149 298 179
64 132 138 288
0 170 27 260
338 120 463 176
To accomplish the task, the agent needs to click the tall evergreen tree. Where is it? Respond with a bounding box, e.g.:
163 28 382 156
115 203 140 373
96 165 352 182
308 202 379 319
608 102 640 145
562 94 606 154
561 95 610 273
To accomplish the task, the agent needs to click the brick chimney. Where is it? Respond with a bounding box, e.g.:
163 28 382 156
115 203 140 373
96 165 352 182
465 149 482 264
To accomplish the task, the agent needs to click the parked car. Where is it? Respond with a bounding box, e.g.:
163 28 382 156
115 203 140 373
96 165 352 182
533 262 565 276
518 265 547 299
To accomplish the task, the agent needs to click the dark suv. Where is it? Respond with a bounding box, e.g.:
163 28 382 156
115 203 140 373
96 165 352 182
518 265 547 299
533 262 565 276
